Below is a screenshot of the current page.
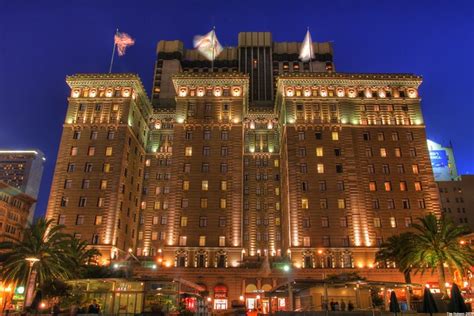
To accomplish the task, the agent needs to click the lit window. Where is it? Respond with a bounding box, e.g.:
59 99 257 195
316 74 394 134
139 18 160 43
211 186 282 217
221 181 227 191
145 159 151 166
369 182 377 191
377 132 384 141
98 180 107 190
219 236 226 247
390 217 397 228
185 147 192 156
220 198 227 209
394 148 401 157
199 236 206 246
301 198 309 209
400 181 407 191
103 163 111 173
412 164 419 174
380 148 387 157
338 199 346 209
274 159 279 167
179 236 187 246
332 131 339 140
201 198 208 208
316 147 324 157
154 201 161 210
95 215 102 225
303 237 311 247
183 181 190 191
70 147 78 156
97 197 105 207
202 180 208 191
317 164 324 174
374 218 381 228
180 216 188 227
384 182 392 191
405 217 412 227
105 147 113 156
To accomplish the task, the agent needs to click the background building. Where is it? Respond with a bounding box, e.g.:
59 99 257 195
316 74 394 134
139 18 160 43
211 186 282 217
438 175 474 230
427 139 459 181
0 150 45 221
0 182 36 242
46 32 442 310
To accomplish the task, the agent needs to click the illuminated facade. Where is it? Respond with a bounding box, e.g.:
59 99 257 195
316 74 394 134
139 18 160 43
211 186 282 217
46 32 441 310
0 150 45 221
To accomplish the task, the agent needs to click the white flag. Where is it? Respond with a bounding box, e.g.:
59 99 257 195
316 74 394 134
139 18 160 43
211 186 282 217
299 30 314 62
193 29 223 61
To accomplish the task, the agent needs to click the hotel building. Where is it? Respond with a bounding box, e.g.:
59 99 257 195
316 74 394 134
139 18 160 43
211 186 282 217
46 32 441 311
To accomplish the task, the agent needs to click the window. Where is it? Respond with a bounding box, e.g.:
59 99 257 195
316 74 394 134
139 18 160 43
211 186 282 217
58 215 66 225
161 216 168 225
183 163 191 173
377 132 384 141
67 163 75 172
201 163 209 173
201 180 208 191
404 217 412 227
369 182 377 191
338 199 346 209
301 181 308 192
397 164 405 174
340 217 348 227
154 201 161 210
221 146 228 157
185 147 192 156
315 132 322 140
220 163 228 173
97 197 105 207
323 236 330 247
384 181 392 191
219 217 226 227
199 216 208 227
183 180 190 191
301 198 309 209
179 236 187 246
300 164 307 173
181 198 188 208
100 180 107 190
221 130 228 140
394 147 401 157
387 199 395 209
363 132 370 141
73 131 81 139
152 216 159 225
321 217 329 227
334 148 341 156
61 197 68 207
412 164 419 174
105 147 113 156
75 215 84 225
374 217 381 228
319 181 327 192
203 147 210 156
402 199 411 209
390 217 397 228
180 216 188 227
219 236 226 247
220 198 227 209
407 132 414 141
382 165 390 174
185 130 192 140
337 181 345 191
409 148 417 157
201 198 208 208
70 147 78 156
372 199 380 209
391 132 399 141
78 197 87 207
107 131 115 140
64 179 72 189
199 236 206 246
303 237 311 247
203 130 211 140
298 131 305 140
418 199 426 209
414 181 422 191
365 148 373 157
298 147 307 157
303 217 311 228
380 148 387 157
400 181 407 191
103 163 111 173
336 164 343 173
368 164 375 174
90 131 98 140
316 147 324 157
95 215 102 225
317 164 324 174
332 131 339 140
320 199 328 209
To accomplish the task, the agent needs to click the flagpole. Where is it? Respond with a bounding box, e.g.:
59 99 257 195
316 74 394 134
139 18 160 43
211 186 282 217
308 27 313 73
211 26 215 72
109 28 118 73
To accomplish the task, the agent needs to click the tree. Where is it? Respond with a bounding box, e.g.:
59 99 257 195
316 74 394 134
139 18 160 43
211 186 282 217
0 218 74 289
63 238 101 277
409 214 474 297
375 232 416 284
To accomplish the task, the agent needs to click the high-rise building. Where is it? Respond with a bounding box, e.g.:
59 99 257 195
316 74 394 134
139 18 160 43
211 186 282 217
438 175 474 230
0 182 36 242
0 150 45 221
46 32 441 310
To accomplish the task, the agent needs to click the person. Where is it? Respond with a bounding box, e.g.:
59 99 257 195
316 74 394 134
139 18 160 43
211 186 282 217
340 299 346 311
348 300 354 311
330 299 335 311
88 299 100 314
334 301 339 311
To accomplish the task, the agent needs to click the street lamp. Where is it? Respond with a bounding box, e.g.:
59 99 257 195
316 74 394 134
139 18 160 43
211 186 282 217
23 257 40 311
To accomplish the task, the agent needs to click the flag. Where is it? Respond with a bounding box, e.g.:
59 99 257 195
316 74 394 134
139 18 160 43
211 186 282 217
193 29 223 61
114 31 135 56
299 29 314 62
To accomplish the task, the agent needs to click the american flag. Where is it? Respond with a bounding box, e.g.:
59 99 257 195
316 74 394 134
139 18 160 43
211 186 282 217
114 31 135 56
193 29 223 61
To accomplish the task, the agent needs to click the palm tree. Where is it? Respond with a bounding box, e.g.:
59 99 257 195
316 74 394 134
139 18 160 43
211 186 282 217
64 237 101 276
0 218 74 296
375 232 416 284
409 214 474 297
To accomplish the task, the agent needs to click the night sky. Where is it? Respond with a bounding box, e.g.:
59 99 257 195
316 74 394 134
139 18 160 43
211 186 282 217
1 0 473 218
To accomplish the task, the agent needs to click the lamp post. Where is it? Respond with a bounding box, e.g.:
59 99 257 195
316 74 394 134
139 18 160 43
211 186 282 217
23 257 40 311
